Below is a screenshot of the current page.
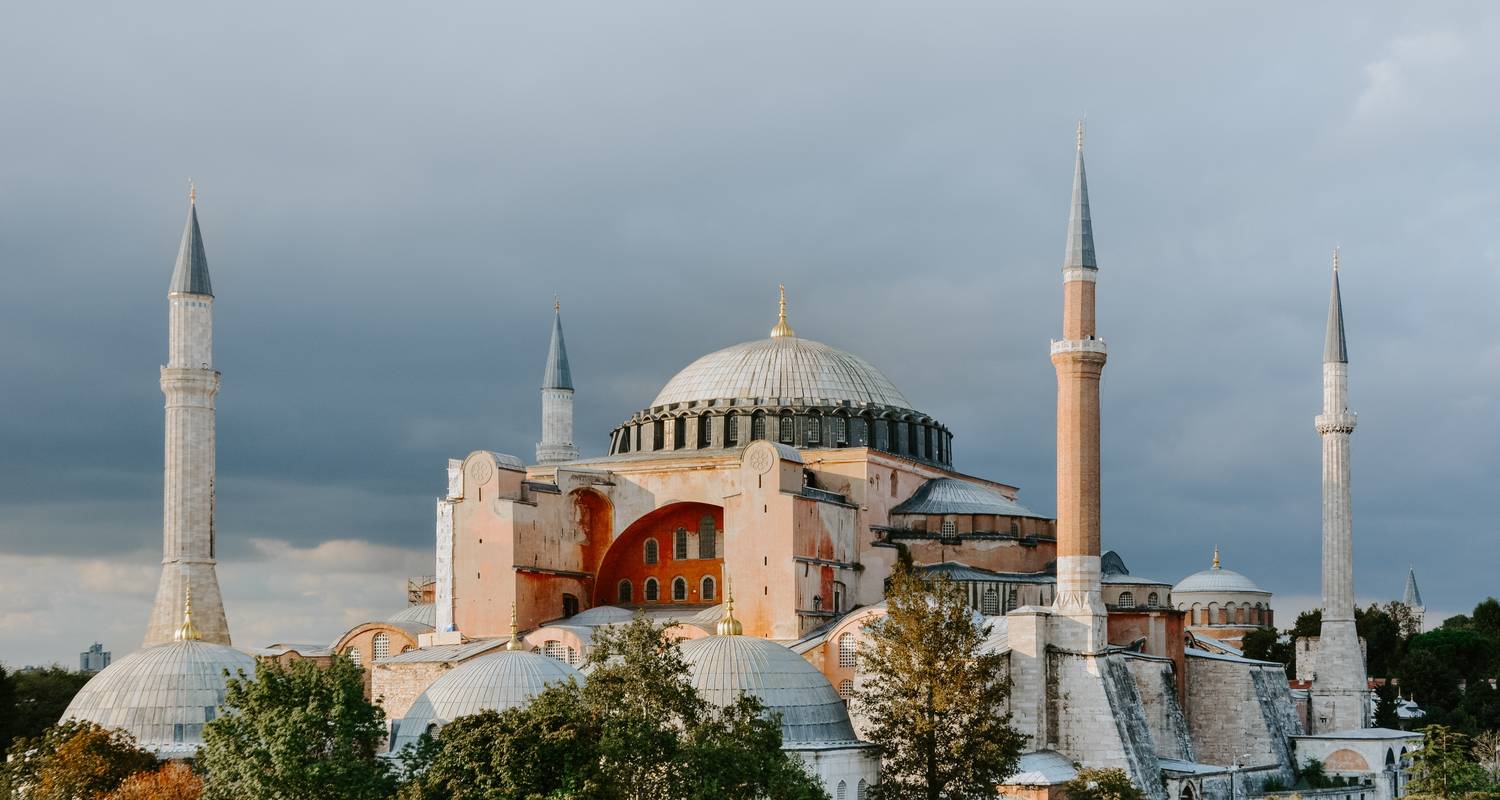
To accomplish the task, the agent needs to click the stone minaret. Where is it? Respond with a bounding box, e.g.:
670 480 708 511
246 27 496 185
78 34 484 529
144 185 231 646
1049 122 1109 652
535 300 578 465
1403 566 1424 633
1310 247 1367 730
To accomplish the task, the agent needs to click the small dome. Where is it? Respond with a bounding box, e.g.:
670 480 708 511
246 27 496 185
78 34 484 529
651 337 912 410
1173 566 1265 595
891 478 1046 518
387 603 436 628
566 605 637 626
391 650 581 753
61 640 256 757
680 635 858 744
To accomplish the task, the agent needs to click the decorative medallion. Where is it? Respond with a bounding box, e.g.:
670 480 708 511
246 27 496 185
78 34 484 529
468 458 494 485
745 442 776 475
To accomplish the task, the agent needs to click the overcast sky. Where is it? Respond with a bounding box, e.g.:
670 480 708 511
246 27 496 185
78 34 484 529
3 2 1498 667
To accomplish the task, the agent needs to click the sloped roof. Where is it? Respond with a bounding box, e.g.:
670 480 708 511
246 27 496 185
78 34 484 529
169 201 212 296
891 478 1046 518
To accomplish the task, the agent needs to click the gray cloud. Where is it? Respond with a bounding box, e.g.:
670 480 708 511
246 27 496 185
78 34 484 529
2 1 1497 665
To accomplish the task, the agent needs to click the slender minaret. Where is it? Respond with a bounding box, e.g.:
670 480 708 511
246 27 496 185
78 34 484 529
536 299 578 465
144 184 230 646
1049 121 1109 652
1403 567 1424 633
1310 247 1367 730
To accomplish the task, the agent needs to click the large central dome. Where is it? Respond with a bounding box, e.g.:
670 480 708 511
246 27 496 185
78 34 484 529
652 336 912 410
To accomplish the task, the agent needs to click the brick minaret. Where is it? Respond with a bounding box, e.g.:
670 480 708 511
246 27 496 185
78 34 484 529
1310 248 1367 730
144 185 231 646
1049 122 1109 652
536 299 578 465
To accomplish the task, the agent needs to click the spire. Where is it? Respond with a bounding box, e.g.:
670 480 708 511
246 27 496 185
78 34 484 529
1212 546 1221 570
169 184 213 296
1403 567 1423 608
542 302 573 390
770 284 795 338
1324 248 1348 364
716 580 743 636
174 585 202 642
1062 120 1096 270
506 603 523 650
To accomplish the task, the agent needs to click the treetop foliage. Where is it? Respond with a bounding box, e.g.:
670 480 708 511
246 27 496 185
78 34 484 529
0 719 157 800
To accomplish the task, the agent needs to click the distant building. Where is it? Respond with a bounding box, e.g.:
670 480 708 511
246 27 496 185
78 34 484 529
79 642 111 672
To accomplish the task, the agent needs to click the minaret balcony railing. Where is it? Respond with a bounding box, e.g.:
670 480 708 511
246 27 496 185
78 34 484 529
1062 267 1099 283
1315 412 1357 434
1049 338 1109 356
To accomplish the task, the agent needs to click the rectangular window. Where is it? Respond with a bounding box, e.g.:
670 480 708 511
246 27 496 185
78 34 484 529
698 517 716 559
831 416 846 445
653 420 664 450
675 528 689 560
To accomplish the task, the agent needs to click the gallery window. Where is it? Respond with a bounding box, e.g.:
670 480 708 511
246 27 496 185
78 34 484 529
645 578 659 602
701 576 716 601
618 580 633 603
672 576 687 601
644 538 659 565
372 633 390 661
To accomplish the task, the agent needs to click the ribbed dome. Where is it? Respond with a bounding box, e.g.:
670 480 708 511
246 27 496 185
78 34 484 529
651 337 912 410
391 650 581 753
61 640 256 756
387 603 436 628
566 605 637 626
680 635 858 745
1173 567 1265 595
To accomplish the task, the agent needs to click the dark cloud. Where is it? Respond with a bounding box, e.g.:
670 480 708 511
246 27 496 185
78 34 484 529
3 1 1498 664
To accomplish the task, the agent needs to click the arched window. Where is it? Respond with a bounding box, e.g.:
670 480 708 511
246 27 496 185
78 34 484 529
924 426 934 459
907 421 919 455
652 419 664 450
543 640 567 662
858 779 868 800
372 632 390 660
838 633 857 667
347 646 362 667
1008 588 1019 608
673 416 686 449
837 780 847 800
644 538 659 564
618 428 629 453
1118 591 1136 608
675 527 689 560
562 594 579 618
982 588 1000 615
833 581 845 613
751 413 766 441
701 576 716 601
618 580 633 603
645 578 659 602
780 413 795 444
851 416 869 445
887 419 900 452
830 415 847 446
1208 603 1219 625
1147 592 1160 608
401 645 414 654
940 519 957 537
698 414 713 448
725 411 740 446
805 413 821 445
672 576 687 601
698 515 716 559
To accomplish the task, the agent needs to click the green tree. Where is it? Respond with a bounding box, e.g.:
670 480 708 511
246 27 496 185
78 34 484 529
1474 731 1500 784
1064 768 1145 800
0 719 156 800
1356 604 1404 678
1406 724 1491 799
1375 682 1401 729
199 655 394 800
1442 615 1472 632
0 666 92 755
855 564 1024 800
1241 627 1292 668
1472 599 1500 642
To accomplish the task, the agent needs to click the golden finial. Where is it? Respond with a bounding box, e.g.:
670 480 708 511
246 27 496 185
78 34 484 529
188 179 197 206
554 295 561 314
174 584 202 642
506 603 523 650
716 578 743 636
1332 246 1340 273
1211 546 1221 571
770 284 795 338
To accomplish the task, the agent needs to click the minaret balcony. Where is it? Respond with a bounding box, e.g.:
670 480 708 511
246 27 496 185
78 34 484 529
1049 338 1108 356
1315 412 1357 434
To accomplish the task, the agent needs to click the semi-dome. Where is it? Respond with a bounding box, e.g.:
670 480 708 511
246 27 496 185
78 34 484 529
391 650 581 753
652 336 912 410
387 602 437 628
680 634 858 745
61 640 256 756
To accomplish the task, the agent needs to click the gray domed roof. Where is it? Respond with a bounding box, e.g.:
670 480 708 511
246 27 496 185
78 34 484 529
391 650 581 753
566 605 637 626
891 478 1047 518
61 640 256 756
1173 566 1266 595
387 603 437 628
680 635 858 745
651 337 912 410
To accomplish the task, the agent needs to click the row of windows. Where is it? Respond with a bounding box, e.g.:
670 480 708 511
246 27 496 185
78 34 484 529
834 778 868 799
1114 591 1163 609
344 632 415 667
614 410 952 464
1185 602 1271 626
618 575 716 603
642 517 719 564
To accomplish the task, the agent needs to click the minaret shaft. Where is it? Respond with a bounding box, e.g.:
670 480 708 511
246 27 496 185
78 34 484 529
145 200 230 647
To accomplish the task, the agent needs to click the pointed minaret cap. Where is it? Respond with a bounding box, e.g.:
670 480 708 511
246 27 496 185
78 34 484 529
716 581 743 636
506 603 524 651
770 284 795 338
542 301 573 390
1324 248 1348 364
169 181 213 297
1211 546 1221 570
1062 120 1097 271
1402 566 1423 609
174 585 202 642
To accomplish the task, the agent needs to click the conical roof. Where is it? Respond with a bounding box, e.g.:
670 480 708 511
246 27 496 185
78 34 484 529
1324 249 1348 364
542 306 573 390
1403 567 1423 608
169 194 212 296
1063 121 1096 270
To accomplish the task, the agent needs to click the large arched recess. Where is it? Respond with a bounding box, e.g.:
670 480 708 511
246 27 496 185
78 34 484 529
594 502 722 608
570 488 614 576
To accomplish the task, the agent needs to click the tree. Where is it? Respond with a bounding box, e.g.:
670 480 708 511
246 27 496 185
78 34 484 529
855 564 1024 800
1241 627 1292 668
1474 731 1500 784
1406 725 1491 799
198 655 394 800
1375 682 1401 729
1443 615 1472 632
0 719 156 800
397 615 826 800
1472 599 1500 642
106 761 203 800
1064 768 1145 800
0 666 93 755
1356 604 1404 678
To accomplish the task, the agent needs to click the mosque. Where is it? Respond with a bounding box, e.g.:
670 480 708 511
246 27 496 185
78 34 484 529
62 129 1425 799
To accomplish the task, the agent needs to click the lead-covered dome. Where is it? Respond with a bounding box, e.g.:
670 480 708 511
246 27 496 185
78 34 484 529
61 640 256 757
680 634 858 745
652 336 913 410
1174 567 1264 594
391 650 581 753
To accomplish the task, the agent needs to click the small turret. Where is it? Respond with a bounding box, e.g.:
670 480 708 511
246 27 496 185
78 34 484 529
536 300 579 464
